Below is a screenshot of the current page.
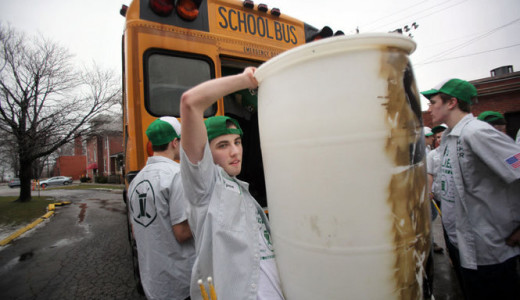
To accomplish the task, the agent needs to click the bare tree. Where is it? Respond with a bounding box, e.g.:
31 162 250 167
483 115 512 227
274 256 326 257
0 134 17 179
0 24 121 202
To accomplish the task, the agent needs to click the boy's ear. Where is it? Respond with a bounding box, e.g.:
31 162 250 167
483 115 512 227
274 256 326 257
169 139 177 149
448 97 458 110
172 138 180 147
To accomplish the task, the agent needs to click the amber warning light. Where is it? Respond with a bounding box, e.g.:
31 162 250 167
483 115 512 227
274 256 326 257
176 0 202 21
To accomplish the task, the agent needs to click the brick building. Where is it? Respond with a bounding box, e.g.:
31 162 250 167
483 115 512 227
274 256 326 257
422 65 520 140
53 136 86 180
85 115 124 182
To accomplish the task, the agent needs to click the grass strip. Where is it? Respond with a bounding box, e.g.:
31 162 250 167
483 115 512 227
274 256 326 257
0 196 53 226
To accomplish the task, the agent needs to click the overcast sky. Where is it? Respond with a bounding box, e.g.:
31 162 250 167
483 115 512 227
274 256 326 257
1 0 519 110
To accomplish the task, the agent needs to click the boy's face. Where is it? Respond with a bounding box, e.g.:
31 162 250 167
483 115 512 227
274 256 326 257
493 124 507 134
434 132 443 148
209 133 243 177
425 135 433 147
428 94 451 124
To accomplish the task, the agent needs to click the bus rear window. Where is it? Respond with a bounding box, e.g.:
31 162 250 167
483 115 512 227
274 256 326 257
144 51 216 117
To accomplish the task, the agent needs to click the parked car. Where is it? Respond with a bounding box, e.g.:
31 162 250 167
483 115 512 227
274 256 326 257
39 176 73 188
8 178 21 188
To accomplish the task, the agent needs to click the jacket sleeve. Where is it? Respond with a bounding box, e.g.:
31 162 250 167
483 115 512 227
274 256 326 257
180 142 217 207
466 125 520 184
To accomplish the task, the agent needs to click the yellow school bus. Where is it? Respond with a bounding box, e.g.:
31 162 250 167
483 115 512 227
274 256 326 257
120 0 335 292
121 0 334 206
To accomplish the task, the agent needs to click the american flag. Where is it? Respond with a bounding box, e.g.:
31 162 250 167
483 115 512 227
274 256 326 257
505 153 520 169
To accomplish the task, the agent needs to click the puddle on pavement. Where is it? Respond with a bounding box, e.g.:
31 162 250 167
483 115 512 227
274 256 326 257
19 251 34 261
76 199 125 230
95 199 126 215
78 203 87 223
0 252 35 276
49 238 78 248
77 199 125 225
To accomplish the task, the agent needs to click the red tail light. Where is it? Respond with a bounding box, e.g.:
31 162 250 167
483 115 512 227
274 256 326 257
176 0 202 21
149 0 175 17
120 5 128 17
147 141 154 157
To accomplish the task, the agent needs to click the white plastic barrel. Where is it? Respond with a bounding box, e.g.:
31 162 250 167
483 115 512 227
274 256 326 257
255 33 431 299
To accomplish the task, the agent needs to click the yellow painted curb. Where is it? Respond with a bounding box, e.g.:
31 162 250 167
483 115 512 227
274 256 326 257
0 201 70 246
42 211 54 219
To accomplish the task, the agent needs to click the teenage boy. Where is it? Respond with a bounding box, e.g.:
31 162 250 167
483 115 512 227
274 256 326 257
422 78 520 300
427 124 447 200
432 124 447 149
128 117 195 300
477 110 507 135
424 126 434 154
426 124 448 254
179 67 284 300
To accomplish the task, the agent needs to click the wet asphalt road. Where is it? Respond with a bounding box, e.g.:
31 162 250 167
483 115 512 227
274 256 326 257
0 185 464 299
0 186 145 300
430 216 464 300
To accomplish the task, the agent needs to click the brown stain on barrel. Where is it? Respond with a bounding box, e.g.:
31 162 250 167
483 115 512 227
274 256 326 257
381 48 431 299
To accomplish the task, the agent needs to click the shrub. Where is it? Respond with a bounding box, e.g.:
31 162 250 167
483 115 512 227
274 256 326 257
95 176 108 184
80 176 91 183
108 175 122 184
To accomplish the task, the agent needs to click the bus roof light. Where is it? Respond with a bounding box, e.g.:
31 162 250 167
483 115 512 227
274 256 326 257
243 0 254 9
307 26 333 42
149 0 175 17
258 4 268 12
270 7 281 16
176 0 202 21
120 5 128 17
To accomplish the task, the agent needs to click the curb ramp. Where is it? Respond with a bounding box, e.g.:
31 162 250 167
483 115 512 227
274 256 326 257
0 201 71 246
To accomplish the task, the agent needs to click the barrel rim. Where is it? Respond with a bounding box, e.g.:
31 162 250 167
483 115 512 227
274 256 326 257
255 33 416 83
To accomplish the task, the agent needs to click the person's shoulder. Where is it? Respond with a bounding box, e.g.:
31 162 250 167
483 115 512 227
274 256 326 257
164 159 180 171
460 118 496 138
161 161 181 178
139 161 180 183
148 156 178 168
467 118 490 130
460 119 515 153
474 120 502 135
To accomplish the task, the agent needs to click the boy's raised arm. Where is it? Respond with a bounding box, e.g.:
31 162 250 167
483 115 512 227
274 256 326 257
180 67 258 163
